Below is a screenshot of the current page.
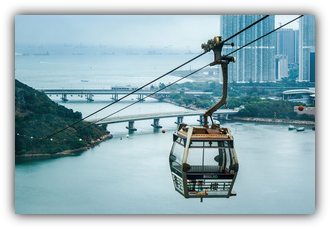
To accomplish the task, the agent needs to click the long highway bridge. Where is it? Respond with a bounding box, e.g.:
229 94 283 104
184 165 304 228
89 109 238 131
39 88 212 101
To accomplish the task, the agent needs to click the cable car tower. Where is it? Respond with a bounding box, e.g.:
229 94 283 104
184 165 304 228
169 36 239 201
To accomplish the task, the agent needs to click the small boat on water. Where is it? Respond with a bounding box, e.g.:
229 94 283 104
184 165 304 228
288 125 296 131
296 127 305 132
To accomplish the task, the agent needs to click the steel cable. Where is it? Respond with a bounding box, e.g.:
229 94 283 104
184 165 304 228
17 15 301 152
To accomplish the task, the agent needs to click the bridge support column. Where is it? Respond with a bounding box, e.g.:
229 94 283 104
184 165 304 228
137 94 145 102
61 94 68 102
112 93 118 101
126 121 137 131
198 115 203 124
197 115 209 126
151 118 162 128
175 116 184 124
86 94 94 102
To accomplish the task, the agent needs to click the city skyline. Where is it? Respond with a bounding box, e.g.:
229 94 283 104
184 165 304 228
15 15 300 50
15 15 313 83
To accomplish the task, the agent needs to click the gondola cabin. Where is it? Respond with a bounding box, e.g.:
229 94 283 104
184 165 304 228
169 123 239 199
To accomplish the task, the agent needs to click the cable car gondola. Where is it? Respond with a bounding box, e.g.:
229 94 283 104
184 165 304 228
169 123 238 199
169 36 239 200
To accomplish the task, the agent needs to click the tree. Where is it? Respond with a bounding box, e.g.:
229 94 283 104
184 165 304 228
159 83 166 89
288 68 299 82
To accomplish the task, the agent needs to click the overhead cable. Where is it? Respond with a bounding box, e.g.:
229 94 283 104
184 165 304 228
34 14 272 141
31 51 208 145
19 15 301 151
90 63 210 125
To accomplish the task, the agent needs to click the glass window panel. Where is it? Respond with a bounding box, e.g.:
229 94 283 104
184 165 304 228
170 142 184 165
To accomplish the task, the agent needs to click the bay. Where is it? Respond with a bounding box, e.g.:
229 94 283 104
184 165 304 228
15 113 315 214
15 50 315 214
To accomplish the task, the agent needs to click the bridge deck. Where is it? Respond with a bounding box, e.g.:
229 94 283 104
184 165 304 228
40 89 212 95
90 110 238 124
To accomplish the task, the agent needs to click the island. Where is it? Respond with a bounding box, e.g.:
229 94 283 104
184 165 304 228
15 80 112 158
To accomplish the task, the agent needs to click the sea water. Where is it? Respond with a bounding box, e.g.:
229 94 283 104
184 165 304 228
15 50 315 214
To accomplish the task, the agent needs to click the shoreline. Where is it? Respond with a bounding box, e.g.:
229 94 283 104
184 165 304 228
231 117 315 125
162 98 315 126
15 134 113 159
16 100 315 160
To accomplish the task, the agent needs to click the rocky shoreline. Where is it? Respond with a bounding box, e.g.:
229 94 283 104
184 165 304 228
15 134 113 159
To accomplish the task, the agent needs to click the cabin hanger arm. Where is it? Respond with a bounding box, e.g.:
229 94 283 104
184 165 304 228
201 36 236 128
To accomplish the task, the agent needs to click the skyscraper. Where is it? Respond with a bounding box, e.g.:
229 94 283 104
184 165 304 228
275 55 288 80
299 15 315 82
276 28 296 64
294 30 299 64
220 15 275 83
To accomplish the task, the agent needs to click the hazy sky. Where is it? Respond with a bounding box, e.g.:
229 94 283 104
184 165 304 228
15 15 300 50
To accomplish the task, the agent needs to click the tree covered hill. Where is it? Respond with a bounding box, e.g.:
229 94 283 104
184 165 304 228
15 80 110 157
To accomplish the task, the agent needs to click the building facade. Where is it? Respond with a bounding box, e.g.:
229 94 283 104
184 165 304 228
275 28 298 65
275 55 288 80
220 15 275 83
299 15 315 82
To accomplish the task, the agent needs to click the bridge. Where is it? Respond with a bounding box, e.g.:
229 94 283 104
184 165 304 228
39 88 212 102
90 109 238 131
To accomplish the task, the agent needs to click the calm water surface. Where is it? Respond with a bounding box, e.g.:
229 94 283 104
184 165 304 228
15 101 315 214
15 52 315 214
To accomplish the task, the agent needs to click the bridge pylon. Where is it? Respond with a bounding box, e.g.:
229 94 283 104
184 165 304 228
61 94 68 102
151 118 162 129
126 121 137 131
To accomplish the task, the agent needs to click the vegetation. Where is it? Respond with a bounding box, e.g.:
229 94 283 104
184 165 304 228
227 96 314 121
15 80 109 156
167 91 216 109
159 79 315 121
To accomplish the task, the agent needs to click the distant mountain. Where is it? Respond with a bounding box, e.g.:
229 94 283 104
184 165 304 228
15 80 111 158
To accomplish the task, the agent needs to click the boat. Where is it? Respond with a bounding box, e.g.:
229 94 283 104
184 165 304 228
296 127 305 132
288 125 296 131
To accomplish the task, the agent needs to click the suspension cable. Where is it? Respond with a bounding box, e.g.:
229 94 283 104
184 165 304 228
86 63 210 126
32 52 208 143
29 15 272 142
18 15 299 152
17 64 210 154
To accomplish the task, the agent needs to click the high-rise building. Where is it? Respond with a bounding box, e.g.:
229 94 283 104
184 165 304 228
220 15 275 83
275 55 288 80
310 52 315 83
275 28 296 64
294 30 299 64
299 15 315 82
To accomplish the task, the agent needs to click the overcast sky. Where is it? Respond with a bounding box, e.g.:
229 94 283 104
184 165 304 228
15 15 300 50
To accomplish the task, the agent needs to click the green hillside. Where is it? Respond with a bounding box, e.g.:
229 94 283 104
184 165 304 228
15 80 110 157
